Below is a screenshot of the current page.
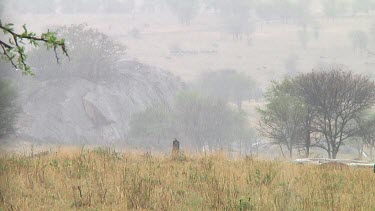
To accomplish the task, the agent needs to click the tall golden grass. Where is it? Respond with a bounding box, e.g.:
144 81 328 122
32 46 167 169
0 148 374 210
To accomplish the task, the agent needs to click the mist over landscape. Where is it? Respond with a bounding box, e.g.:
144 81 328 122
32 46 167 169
3 0 375 210
1 0 375 158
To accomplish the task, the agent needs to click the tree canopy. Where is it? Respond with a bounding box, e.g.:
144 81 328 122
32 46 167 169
28 24 126 81
258 79 306 158
196 70 258 110
258 67 375 159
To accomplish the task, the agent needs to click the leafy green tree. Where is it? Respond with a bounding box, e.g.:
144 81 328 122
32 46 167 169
129 91 252 151
220 0 255 39
165 0 199 25
28 24 125 81
294 0 313 29
196 70 258 110
258 79 306 158
102 0 135 14
205 0 255 39
349 30 368 55
254 0 279 22
351 0 375 15
321 0 345 20
298 29 310 49
284 54 298 76
254 0 311 25
174 91 248 151
141 0 166 13
0 21 68 74
355 112 375 159
129 105 174 150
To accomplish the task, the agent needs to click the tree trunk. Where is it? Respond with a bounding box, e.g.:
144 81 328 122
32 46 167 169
289 146 293 159
279 144 286 159
332 148 338 159
331 139 338 159
236 99 242 111
326 137 332 159
305 131 311 158
327 145 332 159
327 150 332 159
287 141 293 159
358 141 364 160
305 146 310 158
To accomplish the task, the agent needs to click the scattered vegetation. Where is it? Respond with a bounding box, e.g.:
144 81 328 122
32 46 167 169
0 148 374 210
129 91 253 151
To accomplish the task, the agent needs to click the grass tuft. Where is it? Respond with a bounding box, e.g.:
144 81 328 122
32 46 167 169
0 149 374 210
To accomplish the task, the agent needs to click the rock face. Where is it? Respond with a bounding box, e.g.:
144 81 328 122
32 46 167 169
14 60 183 145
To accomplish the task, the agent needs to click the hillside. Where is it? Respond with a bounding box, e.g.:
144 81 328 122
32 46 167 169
3 60 183 147
5 12 375 88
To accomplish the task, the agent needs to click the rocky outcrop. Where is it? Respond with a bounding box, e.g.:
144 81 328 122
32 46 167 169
14 59 183 145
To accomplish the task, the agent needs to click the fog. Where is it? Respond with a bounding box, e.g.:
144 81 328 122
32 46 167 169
1 0 375 159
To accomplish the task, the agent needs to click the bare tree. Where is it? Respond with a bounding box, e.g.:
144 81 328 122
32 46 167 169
259 68 375 159
296 68 375 158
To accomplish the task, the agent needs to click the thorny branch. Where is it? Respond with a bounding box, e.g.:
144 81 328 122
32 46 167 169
0 20 69 74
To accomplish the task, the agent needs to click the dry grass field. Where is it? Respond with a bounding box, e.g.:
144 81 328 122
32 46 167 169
2 9 375 210
0 148 374 210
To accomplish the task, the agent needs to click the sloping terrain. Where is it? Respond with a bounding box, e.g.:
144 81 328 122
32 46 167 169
10 60 183 146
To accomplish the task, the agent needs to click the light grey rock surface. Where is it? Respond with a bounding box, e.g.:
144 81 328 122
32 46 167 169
13 60 183 145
